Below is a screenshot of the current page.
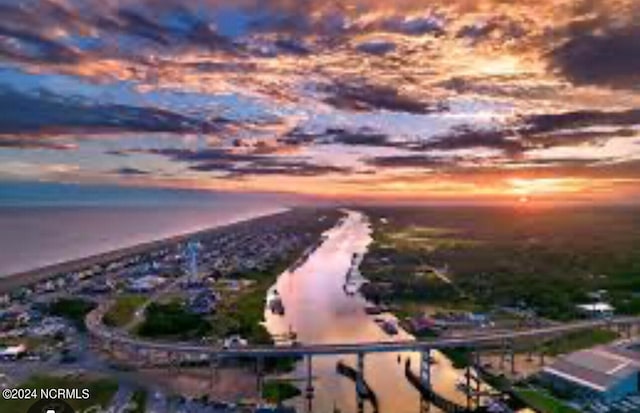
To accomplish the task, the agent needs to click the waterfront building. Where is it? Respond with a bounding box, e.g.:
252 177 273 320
542 347 640 402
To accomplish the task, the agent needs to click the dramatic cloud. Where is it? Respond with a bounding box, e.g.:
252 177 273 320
549 16 640 89
0 0 639 200
523 109 640 134
366 154 459 168
419 126 523 154
284 127 391 147
322 80 445 114
356 40 397 55
113 167 150 176
0 89 222 135
0 136 77 151
191 159 350 177
141 148 350 177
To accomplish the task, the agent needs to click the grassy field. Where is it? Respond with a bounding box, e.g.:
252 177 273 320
262 380 301 404
0 374 118 412
543 328 619 356
130 389 147 413
137 300 211 339
360 205 640 321
48 297 96 331
207 262 293 345
102 294 146 328
514 388 581 413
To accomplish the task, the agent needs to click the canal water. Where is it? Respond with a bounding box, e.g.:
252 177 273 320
264 210 470 413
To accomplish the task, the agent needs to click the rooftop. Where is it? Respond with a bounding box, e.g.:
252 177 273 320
544 347 640 393
576 302 615 313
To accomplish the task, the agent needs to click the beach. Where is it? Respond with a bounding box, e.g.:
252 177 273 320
0 204 286 292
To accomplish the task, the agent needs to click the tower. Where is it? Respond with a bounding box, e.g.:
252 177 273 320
185 240 201 281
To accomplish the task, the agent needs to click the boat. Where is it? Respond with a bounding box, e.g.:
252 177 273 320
379 320 398 335
267 289 285 315
269 296 285 315
344 282 359 296
364 303 383 315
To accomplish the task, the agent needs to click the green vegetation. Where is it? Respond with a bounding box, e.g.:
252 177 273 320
130 209 341 346
543 328 619 356
441 348 471 369
103 294 146 328
138 301 211 339
361 206 640 321
130 389 147 413
209 271 280 345
209 256 302 345
514 387 581 413
265 356 301 373
380 225 481 252
262 380 301 404
48 297 96 330
0 374 118 412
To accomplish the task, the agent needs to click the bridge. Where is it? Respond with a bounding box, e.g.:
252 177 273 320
87 304 639 357
86 303 640 411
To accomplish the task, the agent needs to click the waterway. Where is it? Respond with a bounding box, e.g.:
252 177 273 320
264 210 473 413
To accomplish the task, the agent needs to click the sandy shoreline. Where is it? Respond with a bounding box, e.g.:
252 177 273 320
0 208 289 294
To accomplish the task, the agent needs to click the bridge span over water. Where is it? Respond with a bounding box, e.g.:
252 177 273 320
87 307 640 358
86 304 640 412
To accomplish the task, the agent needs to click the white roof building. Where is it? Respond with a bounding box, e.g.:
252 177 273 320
543 347 640 402
0 344 26 359
576 302 615 318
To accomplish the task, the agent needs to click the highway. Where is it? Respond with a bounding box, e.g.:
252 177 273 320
86 303 640 359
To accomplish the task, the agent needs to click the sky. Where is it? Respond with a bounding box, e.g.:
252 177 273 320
1 0 640 203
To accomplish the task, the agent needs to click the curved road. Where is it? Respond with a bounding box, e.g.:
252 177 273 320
86 304 640 359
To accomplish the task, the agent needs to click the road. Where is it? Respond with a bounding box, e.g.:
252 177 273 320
86 303 640 359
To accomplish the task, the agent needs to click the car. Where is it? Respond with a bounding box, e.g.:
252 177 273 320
223 335 248 349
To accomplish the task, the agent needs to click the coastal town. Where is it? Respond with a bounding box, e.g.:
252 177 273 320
0 207 637 413
0 208 341 412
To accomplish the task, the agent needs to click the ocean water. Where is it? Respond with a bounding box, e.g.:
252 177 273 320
0 182 288 276
0 204 285 277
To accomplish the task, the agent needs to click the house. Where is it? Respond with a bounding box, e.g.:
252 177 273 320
542 347 640 403
0 344 26 360
187 291 218 315
127 275 166 293
577 302 615 319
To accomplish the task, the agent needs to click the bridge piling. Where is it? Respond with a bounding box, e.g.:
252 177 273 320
305 354 314 396
209 354 218 391
509 339 516 375
256 356 264 403
472 350 481 408
475 366 481 408
306 355 314 413
356 352 365 412
465 365 472 410
420 349 432 389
